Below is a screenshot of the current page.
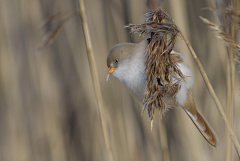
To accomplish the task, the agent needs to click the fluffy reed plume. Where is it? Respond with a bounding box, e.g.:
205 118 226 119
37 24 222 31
126 9 185 122
200 16 240 71
201 5 240 67
200 16 240 55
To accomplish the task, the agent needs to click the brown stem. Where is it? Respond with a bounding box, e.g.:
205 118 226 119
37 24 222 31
159 118 170 161
226 47 233 161
178 30 240 155
78 0 114 161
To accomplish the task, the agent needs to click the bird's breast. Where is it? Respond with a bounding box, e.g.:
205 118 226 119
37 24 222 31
113 49 147 102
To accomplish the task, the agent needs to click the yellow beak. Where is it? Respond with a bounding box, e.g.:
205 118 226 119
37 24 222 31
108 67 115 74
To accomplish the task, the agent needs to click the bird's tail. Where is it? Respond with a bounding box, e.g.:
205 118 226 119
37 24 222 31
183 90 219 148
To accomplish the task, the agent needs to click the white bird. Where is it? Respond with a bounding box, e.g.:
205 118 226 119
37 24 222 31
107 38 219 147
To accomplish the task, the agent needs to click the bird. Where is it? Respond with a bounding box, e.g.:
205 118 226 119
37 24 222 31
106 38 219 148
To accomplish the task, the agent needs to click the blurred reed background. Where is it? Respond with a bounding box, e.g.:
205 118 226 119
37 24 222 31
0 0 239 161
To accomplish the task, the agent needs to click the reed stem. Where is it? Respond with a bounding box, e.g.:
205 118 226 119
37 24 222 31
225 47 234 161
159 118 170 161
178 30 240 156
78 0 114 160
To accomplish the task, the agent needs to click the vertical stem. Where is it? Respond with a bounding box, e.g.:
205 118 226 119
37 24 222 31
178 30 240 156
159 118 170 161
226 0 238 159
225 48 233 161
226 24 235 160
229 47 235 160
78 0 114 161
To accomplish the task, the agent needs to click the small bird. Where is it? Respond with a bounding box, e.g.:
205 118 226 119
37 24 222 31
107 38 219 147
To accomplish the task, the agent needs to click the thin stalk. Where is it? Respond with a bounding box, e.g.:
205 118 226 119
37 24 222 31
227 5 238 159
159 118 170 161
226 1 239 159
225 47 233 161
230 47 235 160
225 19 235 160
177 29 240 156
78 0 114 161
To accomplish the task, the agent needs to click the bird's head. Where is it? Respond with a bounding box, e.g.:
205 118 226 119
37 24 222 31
106 38 151 81
107 43 135 74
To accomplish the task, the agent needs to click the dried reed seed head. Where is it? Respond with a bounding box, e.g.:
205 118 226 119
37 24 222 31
126 8 185 122
200 16 240 66
200 16 240 50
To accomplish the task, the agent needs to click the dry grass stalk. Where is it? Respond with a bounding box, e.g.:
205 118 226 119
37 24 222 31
36 2 114 160
78 0 114 161
201 3 240 159
179 17 240 158
125 9 185 123
159 118 170 161
188 16 240 158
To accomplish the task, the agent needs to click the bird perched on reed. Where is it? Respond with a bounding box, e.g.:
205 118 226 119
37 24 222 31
107 38 219 148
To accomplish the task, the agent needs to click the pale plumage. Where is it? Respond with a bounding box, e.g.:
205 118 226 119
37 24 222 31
107 38 219 147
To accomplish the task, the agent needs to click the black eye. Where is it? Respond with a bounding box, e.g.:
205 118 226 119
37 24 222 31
115 59 118 63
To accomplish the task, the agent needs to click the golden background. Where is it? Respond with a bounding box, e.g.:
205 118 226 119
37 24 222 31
0 0 239 160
